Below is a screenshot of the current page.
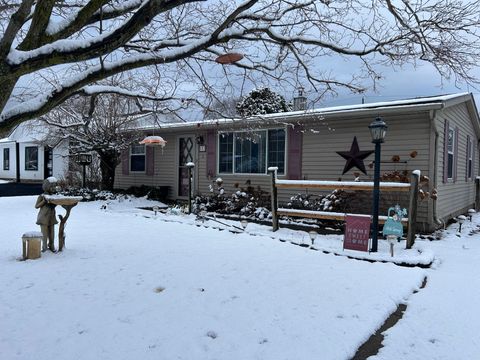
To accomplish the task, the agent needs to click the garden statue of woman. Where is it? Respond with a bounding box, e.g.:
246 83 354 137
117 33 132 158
35 177 58 252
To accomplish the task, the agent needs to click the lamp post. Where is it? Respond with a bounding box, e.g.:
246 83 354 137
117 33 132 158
369 117 388 252
74 153 92 188
186 162 195 214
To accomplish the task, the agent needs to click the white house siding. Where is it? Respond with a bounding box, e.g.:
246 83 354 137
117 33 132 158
435 103 478 222
114 134 177 198
52 141 69 180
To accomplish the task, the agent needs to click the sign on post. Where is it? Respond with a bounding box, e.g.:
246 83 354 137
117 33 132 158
344 215 371 252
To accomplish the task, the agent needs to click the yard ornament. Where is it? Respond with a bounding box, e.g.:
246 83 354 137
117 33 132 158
336 137 374 175
383 205 407 238
35 177 59 252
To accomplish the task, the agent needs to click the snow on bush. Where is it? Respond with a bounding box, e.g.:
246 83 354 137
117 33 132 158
236 87 291 117
193 181 271 220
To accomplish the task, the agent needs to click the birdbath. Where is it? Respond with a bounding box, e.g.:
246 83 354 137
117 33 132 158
44 195 82 251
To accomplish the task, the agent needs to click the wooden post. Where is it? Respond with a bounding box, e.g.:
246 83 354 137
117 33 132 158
475 177 480 211
269 168 279 231
406 171 420 249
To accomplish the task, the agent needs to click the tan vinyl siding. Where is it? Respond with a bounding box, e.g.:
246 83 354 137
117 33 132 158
196 112 432 225
300 112 431 225
435 103 477 221
114 134 176 198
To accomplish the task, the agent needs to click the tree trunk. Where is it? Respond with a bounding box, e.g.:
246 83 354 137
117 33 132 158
98 151 119 191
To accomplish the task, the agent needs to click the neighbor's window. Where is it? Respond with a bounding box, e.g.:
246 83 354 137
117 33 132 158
218 129 286 175
447 128 454 179
130 144 146 172
25 146 38 171
3 148 9 170
468 138 473 179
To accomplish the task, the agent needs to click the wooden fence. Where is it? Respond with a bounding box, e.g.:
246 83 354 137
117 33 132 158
268 168 420 249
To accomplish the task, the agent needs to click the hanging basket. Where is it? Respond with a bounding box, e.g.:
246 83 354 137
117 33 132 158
140 136 167 147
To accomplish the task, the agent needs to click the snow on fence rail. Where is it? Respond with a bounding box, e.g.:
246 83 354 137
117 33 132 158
275 179 412 191
268 168 420 249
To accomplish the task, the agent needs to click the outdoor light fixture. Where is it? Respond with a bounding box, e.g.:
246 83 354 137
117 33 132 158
308 230 317 245
74 153 93 188
240 220 248 230
457 215 466 233
368 117 388 143
369 116 388 252
468 209 476 222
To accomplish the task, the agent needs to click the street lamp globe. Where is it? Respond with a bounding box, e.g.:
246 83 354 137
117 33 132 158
369 117 388 143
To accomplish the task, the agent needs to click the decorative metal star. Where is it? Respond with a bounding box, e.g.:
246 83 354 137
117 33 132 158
336 136 374 175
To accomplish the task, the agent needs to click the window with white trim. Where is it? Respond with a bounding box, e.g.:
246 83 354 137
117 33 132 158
447 128 454 179
25 146 38 171
3 148 9 170
468 137 473 179
218 129 286 174
130 144 146 172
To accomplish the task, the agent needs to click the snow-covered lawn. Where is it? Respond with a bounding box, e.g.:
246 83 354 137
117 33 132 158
0 196 478 359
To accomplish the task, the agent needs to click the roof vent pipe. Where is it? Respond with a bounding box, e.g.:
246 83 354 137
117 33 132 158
293 87 307 111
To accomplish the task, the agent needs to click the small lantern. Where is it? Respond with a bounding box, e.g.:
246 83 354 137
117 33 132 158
468 209 476 222
308 230 317 245
152 205 159 216
195 216 203 227
368 117 388 144
457 215 467 233
240 220 248 230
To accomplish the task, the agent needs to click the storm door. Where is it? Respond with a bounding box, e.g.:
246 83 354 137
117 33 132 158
178 136 194 197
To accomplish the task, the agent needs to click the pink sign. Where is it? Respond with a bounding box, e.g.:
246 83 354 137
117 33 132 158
344 215 371 252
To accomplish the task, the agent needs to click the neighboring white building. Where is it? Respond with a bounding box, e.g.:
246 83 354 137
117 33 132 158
0 121 69 182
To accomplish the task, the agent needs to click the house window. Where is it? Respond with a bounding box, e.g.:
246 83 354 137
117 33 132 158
218 129 286 175
468 137 473 179
130 144 146 172
218 133 233 173
268 129 285 174
25 146 38 171
447 128 454 179
3 148 9 170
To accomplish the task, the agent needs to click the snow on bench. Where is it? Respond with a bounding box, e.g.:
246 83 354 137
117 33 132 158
276 208 408 224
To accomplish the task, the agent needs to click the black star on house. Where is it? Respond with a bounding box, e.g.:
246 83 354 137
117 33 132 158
336 136 374 175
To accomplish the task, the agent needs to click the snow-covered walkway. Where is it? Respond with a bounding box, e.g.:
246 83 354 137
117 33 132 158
0 196 478 359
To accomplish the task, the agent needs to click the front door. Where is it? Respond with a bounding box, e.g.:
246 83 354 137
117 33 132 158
44 147 53 179
178 136 194 197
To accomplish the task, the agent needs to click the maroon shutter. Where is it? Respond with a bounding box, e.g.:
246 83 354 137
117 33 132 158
287 125 303 180
121 148 129 175
206 130 216 178
454 127 459 182
146 146 154 176
443 120 449 183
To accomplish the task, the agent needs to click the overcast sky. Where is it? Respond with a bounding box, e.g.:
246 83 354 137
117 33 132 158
306 61 480 110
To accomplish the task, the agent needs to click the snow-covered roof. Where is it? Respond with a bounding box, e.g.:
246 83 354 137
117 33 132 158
134 92 475 132
1 120 50 143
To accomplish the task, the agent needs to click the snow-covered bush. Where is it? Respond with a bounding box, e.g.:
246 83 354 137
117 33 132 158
193 181 271 220
236 88 291 117
285 190 348 212
59 187 118 202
